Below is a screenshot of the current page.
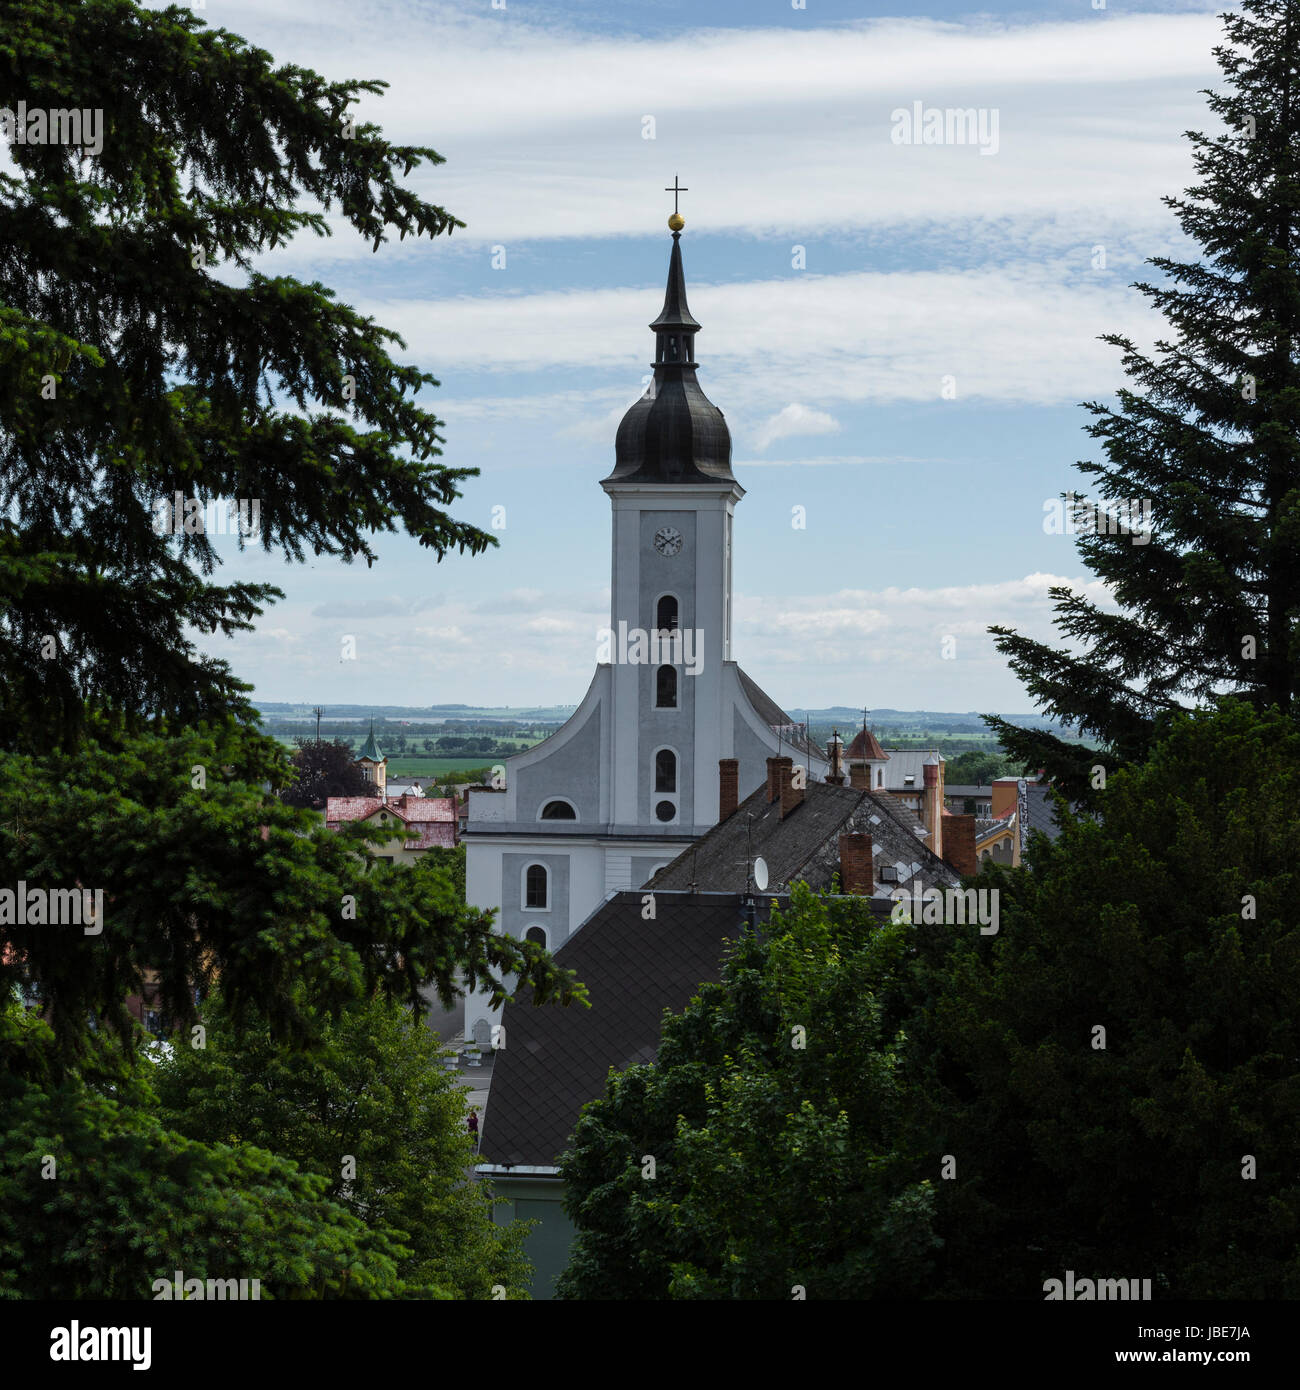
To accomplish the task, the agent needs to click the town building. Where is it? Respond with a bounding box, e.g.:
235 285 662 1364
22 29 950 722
324 725 458 858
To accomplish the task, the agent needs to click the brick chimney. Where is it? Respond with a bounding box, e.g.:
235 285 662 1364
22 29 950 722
779 757 803 818
839 832 873 895
923 754 944 859
766 756 784 803
719 759 739 821
942 814 977 878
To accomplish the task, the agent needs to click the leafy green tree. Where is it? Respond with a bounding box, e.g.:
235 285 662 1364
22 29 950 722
945 749 1018 786
0 721 582 1062
917 702 1300 1298
986 0 1300 798
0 1001 425 1299
557 886 939 1300
153 992 529 1298
281 737 374 809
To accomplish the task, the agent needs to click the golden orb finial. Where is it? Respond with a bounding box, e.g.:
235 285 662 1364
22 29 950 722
668 212 685 232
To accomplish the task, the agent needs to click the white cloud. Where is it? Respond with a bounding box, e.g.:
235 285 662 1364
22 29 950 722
729 573 1117 708
213 569 1114 712
176 5 1221 261
753 403 840 451
372 262 1162 410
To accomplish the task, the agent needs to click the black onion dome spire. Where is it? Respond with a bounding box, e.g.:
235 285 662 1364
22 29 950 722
604 231 735 486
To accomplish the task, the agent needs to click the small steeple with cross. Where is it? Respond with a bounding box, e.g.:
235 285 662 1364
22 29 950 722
665 175 688 232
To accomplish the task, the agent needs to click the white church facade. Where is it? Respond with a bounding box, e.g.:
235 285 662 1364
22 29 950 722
462 221 827 1038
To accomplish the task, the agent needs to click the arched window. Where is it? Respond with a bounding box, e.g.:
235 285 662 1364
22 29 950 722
655 749 676 793
524 863 548 909
655 665 677 709
877 769 883 788
525 926 547 947
656 595 679 632
540 800 576 820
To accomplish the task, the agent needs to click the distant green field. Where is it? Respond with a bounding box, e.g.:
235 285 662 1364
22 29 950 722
383 757 495 777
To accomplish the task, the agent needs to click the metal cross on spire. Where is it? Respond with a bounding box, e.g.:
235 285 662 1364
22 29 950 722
665 175 688 216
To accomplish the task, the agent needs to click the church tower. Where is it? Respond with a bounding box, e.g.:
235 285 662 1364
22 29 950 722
601 221 741 833
461 207 827 1041
356 719 387 800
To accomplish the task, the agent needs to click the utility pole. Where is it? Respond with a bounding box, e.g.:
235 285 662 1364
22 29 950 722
313 706 323 743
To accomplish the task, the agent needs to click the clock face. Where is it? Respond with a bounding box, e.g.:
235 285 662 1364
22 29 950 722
654 526 683 557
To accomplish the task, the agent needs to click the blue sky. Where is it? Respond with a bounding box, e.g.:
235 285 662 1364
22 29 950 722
170 0 1232 712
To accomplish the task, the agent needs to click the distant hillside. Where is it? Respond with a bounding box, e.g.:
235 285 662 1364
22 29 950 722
256 703 1077 738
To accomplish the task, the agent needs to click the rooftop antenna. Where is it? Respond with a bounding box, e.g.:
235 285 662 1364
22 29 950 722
688 846 698 895
742 813 763 931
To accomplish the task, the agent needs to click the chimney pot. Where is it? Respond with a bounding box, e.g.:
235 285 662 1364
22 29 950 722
942 814 978 879
766 757 784 803
839 832 873 895
779 757 803 818
719 758 739 821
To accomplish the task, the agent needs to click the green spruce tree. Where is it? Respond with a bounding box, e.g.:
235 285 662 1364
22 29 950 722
0 1 585 1059
987 0 1300 797
0 0 490 752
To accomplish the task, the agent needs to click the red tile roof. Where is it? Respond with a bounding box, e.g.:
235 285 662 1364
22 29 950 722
845 728 890 761
402 822 457 851
325 795 459 849
325 796 384 824
391 794 456 821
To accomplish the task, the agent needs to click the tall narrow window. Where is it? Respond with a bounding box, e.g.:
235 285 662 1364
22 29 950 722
655 749 676 793
655 665 677 709
656 595 678 631
524 864 548 909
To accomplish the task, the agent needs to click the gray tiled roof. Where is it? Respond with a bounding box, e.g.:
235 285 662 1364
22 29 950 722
1023 782 1067 842
645 778 959 899
481 892 777 1168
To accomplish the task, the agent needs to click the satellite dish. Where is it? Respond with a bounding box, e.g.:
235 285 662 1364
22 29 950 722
753 857 769 892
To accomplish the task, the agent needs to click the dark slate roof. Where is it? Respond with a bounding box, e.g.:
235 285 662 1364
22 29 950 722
944 784 994 799
1023 782 1067 842
645 777 959 900
481 892 775 1168
604 233 735 487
